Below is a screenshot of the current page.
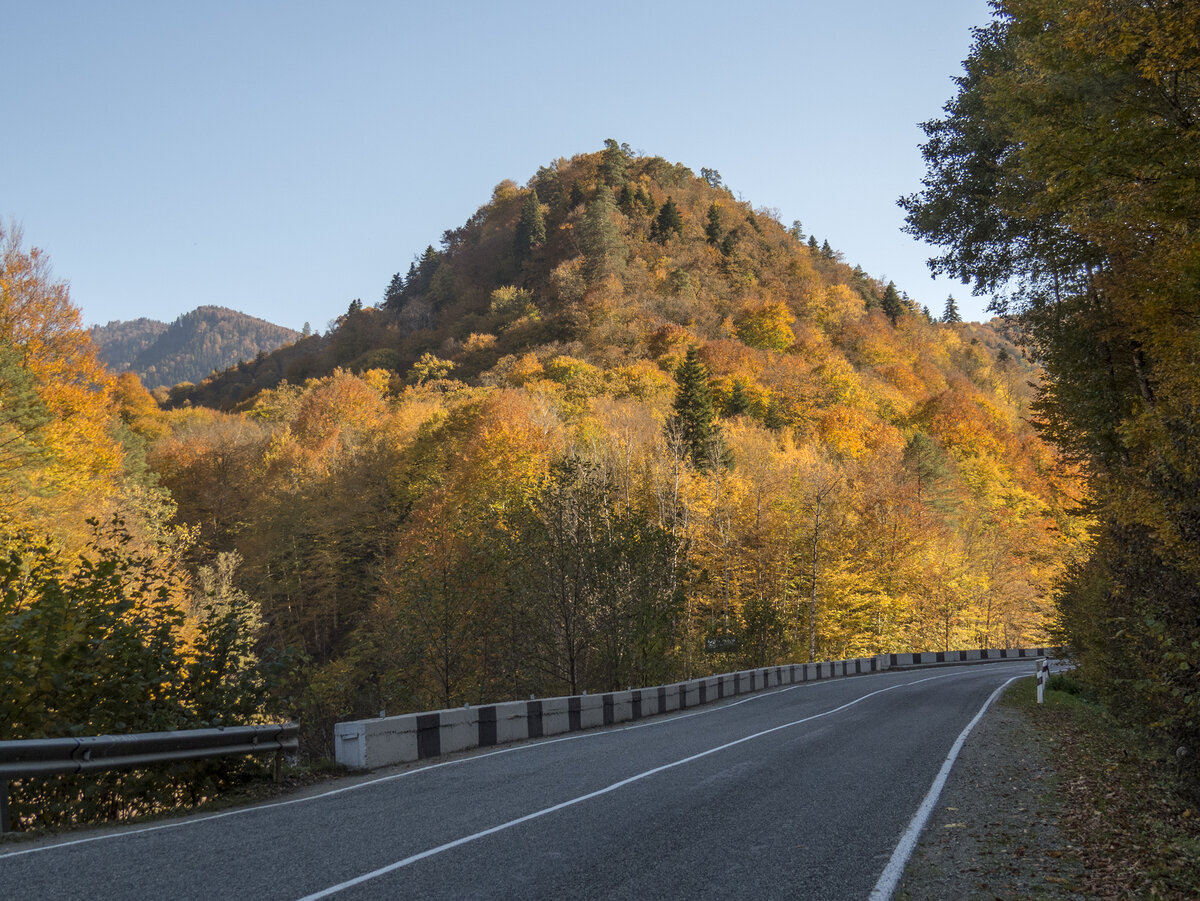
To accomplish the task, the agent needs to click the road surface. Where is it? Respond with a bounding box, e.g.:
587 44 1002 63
0 661 1034 900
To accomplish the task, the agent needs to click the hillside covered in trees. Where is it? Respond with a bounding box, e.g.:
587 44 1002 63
4 137 1087 785
91 306 301 389
138 143 1085 752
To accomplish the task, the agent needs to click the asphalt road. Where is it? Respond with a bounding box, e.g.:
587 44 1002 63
0 662 1036 900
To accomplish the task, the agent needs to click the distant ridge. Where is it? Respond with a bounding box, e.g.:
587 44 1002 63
92 305 301 388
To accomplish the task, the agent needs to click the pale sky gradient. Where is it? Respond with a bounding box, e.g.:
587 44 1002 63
2 1 996 333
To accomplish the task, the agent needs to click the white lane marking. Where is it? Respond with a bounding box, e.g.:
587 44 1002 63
0 674 826 860
0 663 1024 861
296 672 990 900
868 673 1025 901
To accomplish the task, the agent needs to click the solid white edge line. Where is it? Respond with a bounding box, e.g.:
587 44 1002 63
868 673 1026 901
0 663 1021 863
295 674 961 900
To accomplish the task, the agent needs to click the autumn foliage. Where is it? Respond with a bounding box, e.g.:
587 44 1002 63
6 144 1086 788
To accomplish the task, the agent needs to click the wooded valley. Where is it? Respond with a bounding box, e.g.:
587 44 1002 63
4 0 1197 828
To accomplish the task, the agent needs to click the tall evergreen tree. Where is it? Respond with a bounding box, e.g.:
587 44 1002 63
580 188 627 283
600 138 629 187
880 281 905 325
941 295 962 323
514 189 546 260
383 272 405 309
705 204 722 246
651 197 684 243
670 347 723 468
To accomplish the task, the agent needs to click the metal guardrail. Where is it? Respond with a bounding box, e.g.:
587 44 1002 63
0 722 299 834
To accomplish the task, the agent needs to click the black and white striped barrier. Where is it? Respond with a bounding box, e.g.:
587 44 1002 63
334 648 1053 770
1036 657 1050 703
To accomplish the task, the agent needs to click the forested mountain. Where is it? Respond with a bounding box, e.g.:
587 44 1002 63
5 0 1196 833
91 306 301 389
146 142 1083 753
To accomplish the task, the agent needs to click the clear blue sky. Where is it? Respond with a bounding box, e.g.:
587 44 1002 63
2 1 997 332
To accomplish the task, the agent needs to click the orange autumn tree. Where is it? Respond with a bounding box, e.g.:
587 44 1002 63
0 225 121 533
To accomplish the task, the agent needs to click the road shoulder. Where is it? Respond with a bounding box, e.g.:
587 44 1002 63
896 679 1088 900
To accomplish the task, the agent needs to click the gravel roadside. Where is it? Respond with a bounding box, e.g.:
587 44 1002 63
896 682 1089 900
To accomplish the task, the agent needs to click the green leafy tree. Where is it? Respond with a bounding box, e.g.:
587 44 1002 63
901 0 1200 780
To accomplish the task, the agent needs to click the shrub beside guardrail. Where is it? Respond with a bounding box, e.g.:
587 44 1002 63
0 722 299 834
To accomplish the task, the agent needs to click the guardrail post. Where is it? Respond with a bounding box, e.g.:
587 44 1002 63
1 779 10 834
1036 657 1049 704
273 749 282 783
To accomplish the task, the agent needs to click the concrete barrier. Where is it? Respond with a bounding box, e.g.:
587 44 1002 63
334 647 1053 769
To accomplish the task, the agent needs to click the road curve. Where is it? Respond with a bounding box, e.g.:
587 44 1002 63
0 662 1034 901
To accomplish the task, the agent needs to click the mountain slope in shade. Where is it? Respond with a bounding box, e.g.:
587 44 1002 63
92 306 301 388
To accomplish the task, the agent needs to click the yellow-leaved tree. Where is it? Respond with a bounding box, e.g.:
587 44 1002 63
0 225 121 535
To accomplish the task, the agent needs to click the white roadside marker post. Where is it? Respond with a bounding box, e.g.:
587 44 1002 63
1036 657 1049 704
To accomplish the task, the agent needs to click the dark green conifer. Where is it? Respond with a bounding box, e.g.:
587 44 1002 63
580 188 627 282
880 281 905 325
670 347 723 468
601 138 629 187
383 272 404 309
941 295 962 323
808 235 819 252
705 204 722 245
652 197 684 243
515 189 546 260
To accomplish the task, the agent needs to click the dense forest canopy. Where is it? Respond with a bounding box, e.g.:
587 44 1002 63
902 0 1199 786
138 141 1084 753
5 135 1085 790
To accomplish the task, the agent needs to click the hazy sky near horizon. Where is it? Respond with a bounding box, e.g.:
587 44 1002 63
3 1 997 332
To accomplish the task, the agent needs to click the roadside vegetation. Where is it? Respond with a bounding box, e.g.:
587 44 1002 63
1018 675 1200 898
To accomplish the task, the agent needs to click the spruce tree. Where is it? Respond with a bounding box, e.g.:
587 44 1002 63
652 197 684 243
880 281 905 325
383 272 405 309
808 235 819 252
580 188 627 282
705 203 722 245
941 294 962 323
514 189 546 260
670 347 722 468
